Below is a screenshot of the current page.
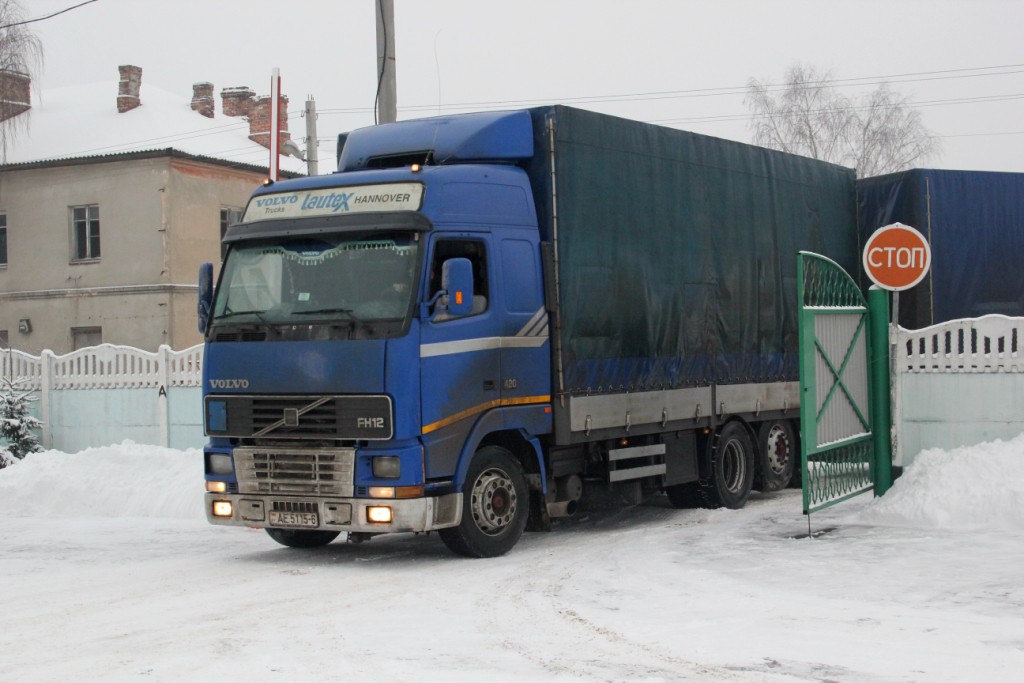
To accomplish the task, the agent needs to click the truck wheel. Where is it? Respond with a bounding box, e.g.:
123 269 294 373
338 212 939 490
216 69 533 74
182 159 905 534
754 420 795 492
439 446 529 558
266 528 340 548
699 421 754 509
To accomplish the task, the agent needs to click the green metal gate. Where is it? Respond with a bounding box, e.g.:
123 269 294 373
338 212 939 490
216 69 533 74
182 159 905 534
798 252 892 514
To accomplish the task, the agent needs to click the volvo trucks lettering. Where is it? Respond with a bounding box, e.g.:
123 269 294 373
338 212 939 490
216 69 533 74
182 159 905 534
199 106 858 557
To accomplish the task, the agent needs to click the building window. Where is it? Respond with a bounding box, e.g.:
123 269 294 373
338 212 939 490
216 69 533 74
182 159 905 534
72 326 102 350
0 212 7 266
0 330 8 348
220 207 242 260
71 205 101 261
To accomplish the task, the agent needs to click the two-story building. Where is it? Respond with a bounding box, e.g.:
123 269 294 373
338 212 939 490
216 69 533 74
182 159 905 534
0 66 304 354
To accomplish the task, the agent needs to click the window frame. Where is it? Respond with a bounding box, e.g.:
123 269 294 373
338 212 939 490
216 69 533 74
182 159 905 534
220 207 242 260
70 204 101 262
71 326 102 350
0 212 7 267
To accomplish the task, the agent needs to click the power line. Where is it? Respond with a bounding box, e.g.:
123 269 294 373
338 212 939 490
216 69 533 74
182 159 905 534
651 93 1024 127
0 0 99 30
315 62 1024 116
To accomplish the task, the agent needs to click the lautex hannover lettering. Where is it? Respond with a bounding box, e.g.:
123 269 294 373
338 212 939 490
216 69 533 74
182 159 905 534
299 191 415 213
300 192 354 212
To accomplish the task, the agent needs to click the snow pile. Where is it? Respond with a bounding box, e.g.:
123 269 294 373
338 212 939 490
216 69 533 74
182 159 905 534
857 433 1024 531
0 441 204 519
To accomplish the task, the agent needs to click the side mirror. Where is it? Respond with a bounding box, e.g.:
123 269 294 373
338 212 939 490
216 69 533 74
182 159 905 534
441 257 474 317
198 262 214 334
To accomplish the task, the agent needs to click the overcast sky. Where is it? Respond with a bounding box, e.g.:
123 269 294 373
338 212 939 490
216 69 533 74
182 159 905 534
27 0 1024 173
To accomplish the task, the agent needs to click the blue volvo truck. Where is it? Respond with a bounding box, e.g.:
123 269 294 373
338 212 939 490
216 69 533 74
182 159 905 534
199 106 857 557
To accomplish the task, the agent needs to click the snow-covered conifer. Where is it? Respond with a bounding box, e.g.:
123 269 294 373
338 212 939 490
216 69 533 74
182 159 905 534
0 376 44 460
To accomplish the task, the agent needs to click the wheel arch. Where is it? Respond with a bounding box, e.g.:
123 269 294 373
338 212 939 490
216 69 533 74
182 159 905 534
452 404 550 494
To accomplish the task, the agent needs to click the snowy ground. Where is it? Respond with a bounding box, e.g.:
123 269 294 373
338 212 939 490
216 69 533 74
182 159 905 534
2 438 1024 682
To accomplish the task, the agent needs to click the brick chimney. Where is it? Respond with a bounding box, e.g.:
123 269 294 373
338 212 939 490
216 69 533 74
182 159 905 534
221 86 254 118
0 69 31 122
191 82 214 118
248 94 290 150
117 65 142 113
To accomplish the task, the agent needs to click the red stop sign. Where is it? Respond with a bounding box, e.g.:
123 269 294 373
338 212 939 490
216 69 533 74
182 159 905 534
862 222 931 291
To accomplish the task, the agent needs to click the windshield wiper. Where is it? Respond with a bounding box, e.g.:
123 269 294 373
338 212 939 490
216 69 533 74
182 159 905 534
215 308 268 322
294 307 360 321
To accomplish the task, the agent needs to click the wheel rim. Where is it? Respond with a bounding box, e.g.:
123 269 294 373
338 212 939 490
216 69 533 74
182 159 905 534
470 467 518 535
722 439 747 493
765 425 791 475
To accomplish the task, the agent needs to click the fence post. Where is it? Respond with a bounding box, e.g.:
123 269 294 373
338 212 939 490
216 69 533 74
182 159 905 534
40 350 53 450
868 286 893 496
158 345 170 447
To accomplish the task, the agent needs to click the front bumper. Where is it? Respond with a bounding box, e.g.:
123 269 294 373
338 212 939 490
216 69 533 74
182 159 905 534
205 492 462 534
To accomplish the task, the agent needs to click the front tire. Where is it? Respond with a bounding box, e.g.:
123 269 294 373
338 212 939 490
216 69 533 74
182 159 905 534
699 421 755 509
440 446 529 558
266 528 340 549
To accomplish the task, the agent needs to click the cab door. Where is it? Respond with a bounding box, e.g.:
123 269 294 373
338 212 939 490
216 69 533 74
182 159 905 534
419 235 501 479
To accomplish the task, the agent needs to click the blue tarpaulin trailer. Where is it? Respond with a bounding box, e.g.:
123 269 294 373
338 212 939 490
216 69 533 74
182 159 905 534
857 169 1024 329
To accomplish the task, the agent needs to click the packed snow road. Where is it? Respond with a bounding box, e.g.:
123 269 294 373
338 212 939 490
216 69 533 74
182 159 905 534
2 441 1024 682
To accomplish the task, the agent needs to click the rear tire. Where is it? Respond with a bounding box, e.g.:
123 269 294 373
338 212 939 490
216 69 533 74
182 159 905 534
754 420 796 492
440 446 528 558
699 421 754 509
266 528 340 549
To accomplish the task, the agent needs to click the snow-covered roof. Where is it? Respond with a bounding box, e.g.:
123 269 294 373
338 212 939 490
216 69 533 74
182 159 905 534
2 79 306 174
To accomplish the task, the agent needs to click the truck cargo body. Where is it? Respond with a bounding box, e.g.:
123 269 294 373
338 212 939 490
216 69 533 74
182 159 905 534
857 169 1024 329
200 106 858 556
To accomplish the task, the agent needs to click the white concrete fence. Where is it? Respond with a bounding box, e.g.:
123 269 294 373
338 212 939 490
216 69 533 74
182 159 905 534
894 315 1024 468
4 317 1023 461
2 344 204 452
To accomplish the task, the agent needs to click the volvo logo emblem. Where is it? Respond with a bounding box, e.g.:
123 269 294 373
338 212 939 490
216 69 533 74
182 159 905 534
209 379 249 389
284 408 300 427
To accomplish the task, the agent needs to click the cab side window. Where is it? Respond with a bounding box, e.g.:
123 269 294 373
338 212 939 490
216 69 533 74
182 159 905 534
430 239 489 319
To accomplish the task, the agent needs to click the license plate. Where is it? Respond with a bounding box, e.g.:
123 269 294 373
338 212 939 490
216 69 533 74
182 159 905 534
269 511 319 528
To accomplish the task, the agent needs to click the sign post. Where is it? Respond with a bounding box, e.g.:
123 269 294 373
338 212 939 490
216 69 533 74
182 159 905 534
862 222 931 494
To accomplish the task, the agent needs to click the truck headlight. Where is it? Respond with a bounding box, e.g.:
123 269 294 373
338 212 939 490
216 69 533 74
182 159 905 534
207 453 233 475
372 455 401 479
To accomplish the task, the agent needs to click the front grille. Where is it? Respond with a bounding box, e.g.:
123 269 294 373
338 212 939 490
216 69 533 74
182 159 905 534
205 394 393 440
234 447 355 496
251 398 336 437
214 331 268 342
272 500 318 513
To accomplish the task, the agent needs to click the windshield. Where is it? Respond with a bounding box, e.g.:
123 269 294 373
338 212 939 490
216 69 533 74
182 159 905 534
212 232 420 336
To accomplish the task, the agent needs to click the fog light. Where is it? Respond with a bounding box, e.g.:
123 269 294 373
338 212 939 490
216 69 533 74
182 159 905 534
369 486 395 499
367 506 393 524
212 500 233 518
372 455 401 479
206 481 227 493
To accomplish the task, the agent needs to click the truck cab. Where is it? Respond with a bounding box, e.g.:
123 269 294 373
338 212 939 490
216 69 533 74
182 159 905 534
200 111 551 557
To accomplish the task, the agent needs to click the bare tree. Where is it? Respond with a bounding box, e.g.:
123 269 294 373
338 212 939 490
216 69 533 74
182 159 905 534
746 63 939 177
0 0 43 159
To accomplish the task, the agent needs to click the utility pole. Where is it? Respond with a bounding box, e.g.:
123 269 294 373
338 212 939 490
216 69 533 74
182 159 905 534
304 97 319 176
375 0 396 124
